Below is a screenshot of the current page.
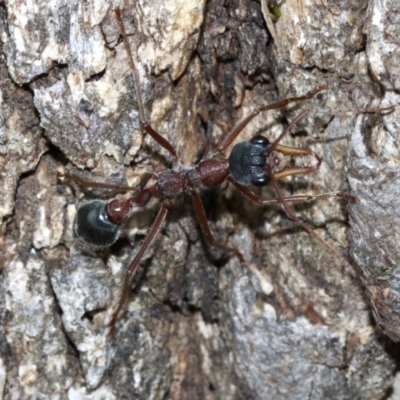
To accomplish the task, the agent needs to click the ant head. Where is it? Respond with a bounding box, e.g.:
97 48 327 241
74 199 131 248
228 135 271 187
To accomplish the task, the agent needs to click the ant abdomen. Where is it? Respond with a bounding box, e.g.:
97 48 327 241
228 135 271 187
74 200 123 248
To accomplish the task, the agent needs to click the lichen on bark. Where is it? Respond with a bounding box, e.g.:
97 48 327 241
0 0 399 399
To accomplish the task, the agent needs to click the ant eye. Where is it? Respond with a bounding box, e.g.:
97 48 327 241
251 175 270 187
74 200 122 248
250 136 270 146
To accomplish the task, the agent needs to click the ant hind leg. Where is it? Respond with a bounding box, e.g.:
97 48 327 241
108 199 170 338
114 8 180 161
62 171 135 197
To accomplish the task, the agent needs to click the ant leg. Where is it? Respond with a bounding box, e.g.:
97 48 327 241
63 171 155 197
268 109 312 152
142 124 179 160
215 86 326 154
63 172 134 193
231 175 354 267
191 191 245 264
309 104 395 116
228 177 357 204
108 199 169 338
138 172 156 189
216 89 394 155
270 173 353 268
268 105 394 153
114 8 179 160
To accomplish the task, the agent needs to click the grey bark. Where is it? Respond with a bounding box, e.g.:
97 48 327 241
0 0 399 399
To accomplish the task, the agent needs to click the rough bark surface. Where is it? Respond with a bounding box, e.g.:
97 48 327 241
0 0 399 399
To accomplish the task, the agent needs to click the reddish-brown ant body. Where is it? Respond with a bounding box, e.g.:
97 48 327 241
66 8 394 335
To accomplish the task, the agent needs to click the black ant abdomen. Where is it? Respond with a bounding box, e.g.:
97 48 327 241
74 200 123 248
228 135 271 187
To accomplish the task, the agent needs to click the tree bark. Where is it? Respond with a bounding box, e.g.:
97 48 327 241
1 0 399 399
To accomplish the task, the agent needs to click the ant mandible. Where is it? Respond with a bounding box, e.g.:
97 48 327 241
65 8 394 337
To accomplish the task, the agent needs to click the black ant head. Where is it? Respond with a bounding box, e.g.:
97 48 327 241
228 135 272 187
74 199 131 248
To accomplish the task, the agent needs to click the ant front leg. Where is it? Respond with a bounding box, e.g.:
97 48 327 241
230 172 353 269
215 86 326 155
191 191 245 264
228 178 357 204
268 174 353 268
108 199 170 338
215 87 394 156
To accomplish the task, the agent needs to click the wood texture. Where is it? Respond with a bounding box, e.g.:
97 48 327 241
0 0 399 398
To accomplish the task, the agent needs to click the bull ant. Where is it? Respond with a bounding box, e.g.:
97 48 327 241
64 8 394 336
